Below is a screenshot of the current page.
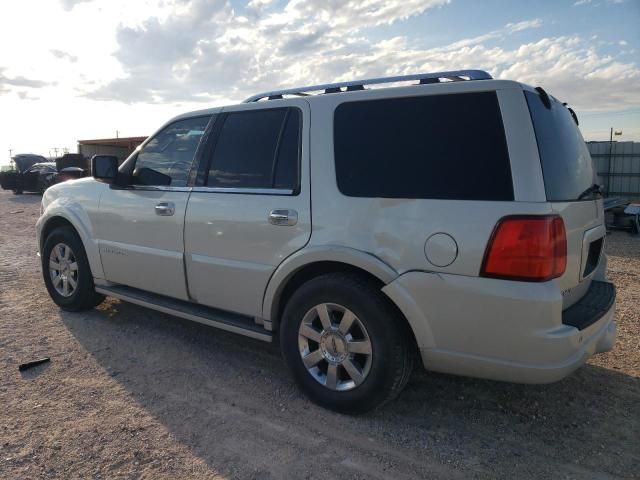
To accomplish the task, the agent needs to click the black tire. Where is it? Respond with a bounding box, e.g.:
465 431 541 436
280 273 414 414
13 188 23 195
42 226 104 311
39 178 53 194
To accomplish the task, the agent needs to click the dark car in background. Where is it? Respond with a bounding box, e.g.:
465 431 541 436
1 154 87 194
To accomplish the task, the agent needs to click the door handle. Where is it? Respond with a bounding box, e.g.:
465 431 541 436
269 209 298 226
155 202 175 216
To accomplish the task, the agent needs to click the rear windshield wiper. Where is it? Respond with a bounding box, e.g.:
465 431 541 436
577 184 603 200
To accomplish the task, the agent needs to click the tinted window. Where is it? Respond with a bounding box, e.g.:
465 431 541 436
206 108 300 191
524 91 595 201
135 115 211 186
334 92 513 200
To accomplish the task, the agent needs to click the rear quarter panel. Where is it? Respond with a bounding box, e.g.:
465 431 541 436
305 80 550 277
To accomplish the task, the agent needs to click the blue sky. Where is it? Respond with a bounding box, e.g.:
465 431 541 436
0 0 639 163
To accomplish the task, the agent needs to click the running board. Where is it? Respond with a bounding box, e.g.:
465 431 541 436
95 285 272 342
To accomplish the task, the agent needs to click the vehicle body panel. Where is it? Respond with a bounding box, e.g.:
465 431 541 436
95 187 191 300
184 99 312 317
36 178 107 280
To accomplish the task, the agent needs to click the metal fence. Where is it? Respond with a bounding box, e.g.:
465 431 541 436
587 141 640 199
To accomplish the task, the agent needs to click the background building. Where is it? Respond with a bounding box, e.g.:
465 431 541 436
78 136 147 164
588 141 640 199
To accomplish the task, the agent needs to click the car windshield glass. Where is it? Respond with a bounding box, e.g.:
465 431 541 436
525 90 596 201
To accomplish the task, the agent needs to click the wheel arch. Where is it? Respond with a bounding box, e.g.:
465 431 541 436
262 247 422 344
38 211 104 280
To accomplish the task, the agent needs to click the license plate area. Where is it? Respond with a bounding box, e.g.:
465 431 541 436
580 224 605 281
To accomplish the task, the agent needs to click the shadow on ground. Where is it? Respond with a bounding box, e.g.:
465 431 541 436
59 299 640 478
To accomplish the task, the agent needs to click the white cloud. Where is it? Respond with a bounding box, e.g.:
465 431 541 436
59 0 94 11
0 0 639 158
76 1 637 112
50 49 78 63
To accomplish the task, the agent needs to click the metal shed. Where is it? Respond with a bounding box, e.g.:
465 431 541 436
77 136 147 164
588 141 640 199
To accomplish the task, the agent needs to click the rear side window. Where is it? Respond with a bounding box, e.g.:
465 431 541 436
334 92 513 200
206 108 301 191
524 91 595 201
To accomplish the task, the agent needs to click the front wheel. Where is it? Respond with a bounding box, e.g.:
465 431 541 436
42 226 104 311
280 273 414 414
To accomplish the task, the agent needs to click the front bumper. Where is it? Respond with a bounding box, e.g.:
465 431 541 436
382 272 617 384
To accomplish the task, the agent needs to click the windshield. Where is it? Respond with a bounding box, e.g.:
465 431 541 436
525 90 596 201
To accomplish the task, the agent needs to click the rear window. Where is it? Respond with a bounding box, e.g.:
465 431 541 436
524 90 595 201
333 92 513 200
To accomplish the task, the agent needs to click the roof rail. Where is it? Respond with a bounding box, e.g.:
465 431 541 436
243 69 492 103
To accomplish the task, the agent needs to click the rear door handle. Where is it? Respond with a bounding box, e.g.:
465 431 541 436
269 209 298 226
155 202 175 216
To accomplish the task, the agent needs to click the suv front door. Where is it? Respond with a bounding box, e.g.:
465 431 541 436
184 100 311 318
95 115 213 300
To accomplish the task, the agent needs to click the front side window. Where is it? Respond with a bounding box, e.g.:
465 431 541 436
134 115 211 186
206 107 301 191
334 92 513 200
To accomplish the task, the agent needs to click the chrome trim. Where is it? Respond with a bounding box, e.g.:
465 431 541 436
155 201 176 216
243 70 493 102
269 209 298 226
191 186 295 195
119 185 192 192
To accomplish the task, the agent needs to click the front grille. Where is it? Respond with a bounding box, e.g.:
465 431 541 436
583 238 603 278
562 280 615 330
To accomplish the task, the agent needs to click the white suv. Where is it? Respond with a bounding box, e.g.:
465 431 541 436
37 70 616 413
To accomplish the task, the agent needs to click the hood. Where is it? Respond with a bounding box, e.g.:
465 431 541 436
12 154 48 173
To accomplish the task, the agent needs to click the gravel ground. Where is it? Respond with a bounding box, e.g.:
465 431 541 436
1 189 638 479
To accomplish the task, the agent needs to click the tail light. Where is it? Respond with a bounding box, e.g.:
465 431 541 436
481 215 567 282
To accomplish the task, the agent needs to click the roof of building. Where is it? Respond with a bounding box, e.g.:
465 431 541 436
77 136 147 146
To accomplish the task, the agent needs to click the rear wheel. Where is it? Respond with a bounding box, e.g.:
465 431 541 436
280 273 414 414
42 226 104 311
12 188 22 195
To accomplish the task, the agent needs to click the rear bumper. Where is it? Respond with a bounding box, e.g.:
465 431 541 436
382 272 617 384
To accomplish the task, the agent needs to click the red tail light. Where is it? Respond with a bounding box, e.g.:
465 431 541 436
481 215 567 282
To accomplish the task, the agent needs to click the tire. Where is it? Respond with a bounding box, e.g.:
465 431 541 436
39 178 53 194
12 188 23 195
280 273 414 414
42 226 104 311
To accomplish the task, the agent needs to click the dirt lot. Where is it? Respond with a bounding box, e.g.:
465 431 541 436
0 189 638 479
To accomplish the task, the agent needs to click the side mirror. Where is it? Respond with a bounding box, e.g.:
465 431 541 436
91 155 119 183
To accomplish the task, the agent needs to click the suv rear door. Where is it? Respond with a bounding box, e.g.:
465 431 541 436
184 99 311 318
524 88 605 308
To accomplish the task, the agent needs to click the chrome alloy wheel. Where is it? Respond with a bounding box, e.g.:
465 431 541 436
298 303 373 391
49 243 78 297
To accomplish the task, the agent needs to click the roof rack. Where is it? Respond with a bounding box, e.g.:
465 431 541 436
243 69 492 103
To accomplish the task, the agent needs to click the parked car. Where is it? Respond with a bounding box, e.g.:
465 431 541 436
0 159 86 195
36 70 616 413
1 162 58 194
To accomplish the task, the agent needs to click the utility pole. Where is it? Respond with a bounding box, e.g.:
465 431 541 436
607 128 622 197
116 130 119 139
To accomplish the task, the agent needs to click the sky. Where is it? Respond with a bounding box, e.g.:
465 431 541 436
0 0 639 165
